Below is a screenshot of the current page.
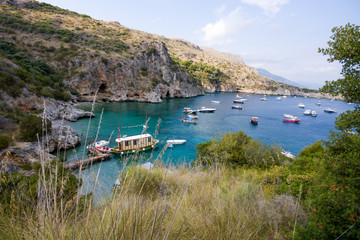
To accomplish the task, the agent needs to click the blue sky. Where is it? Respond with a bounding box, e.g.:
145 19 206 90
40 0 360 89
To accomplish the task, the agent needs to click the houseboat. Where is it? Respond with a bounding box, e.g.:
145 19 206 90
112 133 159 154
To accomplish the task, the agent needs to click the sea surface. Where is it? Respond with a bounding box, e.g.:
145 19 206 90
62 93 354 200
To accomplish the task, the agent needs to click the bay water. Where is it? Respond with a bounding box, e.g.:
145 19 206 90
62 93 354 199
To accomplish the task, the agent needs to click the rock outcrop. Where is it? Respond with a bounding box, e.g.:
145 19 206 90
0 142 56 174
45 124 81 152
65 40 204 103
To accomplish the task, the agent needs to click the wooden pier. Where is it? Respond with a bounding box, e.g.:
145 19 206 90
64 148 112 170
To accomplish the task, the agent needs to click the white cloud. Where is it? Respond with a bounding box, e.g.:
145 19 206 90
241 0 289 16
201 7 255 45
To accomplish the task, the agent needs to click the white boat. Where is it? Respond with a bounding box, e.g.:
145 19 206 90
198 106 216 112
233 99 246 104
324 108 336 113
87 140 109 149
281 150 296 159
260 97 267 101
283 96 287 98
211 100 220 104
276 97 282 100
232 105 244 110
187 114 198 119
303 109 311 115
167 139 186 145
183 107 198 114
283 114 300 123
316 101 321 106
298 103 305 108
311 111 317 117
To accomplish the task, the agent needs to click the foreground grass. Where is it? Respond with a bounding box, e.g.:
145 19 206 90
0 163 303 239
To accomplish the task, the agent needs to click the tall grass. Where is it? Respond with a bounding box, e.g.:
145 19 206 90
0 161 303 239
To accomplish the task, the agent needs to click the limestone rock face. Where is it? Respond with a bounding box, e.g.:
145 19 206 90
46 125 81 152
0 142 56 174
1 90 94 121
64 40 204 103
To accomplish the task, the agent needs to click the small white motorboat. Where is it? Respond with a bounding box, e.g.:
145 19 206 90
167 139 186 145
298 103 305 108
260 97 267 101
303 109 311 115
198 107 216 112
187 114 198 119
311 111 317 117
316 101 321 106
87 140 109 149
276 97 282 100
282 150 296 159
211 100 220 104
324 108 336 113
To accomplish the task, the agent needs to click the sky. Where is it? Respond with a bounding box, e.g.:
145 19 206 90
40 0 360 89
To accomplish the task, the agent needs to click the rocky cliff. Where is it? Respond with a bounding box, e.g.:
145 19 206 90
0 0 337 109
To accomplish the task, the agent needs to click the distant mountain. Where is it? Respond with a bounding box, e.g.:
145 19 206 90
256 68 306 88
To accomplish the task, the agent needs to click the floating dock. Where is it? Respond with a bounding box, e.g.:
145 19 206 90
64 148 112 170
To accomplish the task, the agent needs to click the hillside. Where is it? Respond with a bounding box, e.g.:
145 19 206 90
0 0 333 113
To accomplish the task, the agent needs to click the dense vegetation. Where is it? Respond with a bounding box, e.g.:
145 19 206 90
319 23 360 133
170 56 229 86
195 131 283 168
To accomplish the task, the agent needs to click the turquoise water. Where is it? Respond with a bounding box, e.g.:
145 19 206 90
62 93 354 199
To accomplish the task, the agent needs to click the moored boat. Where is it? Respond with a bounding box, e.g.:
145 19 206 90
233 99 246 104
182 116 197 123
250 116 258 124
281 150 296 159
303 109 311 115
167 139 186 145
276 97 282 100
198 106 216 112
316 101 321 106
95 146 113 153
187 114 198 119
112 133 159 154
232 105 244 110
211 100 220 104
260 97 267 101
283 114 300 123
183 107 198 114
298 103 305 108
324 108 336 113
311 111 317 117
87 140 109 149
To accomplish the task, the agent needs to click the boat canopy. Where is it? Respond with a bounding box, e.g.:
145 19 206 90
115 133 152 142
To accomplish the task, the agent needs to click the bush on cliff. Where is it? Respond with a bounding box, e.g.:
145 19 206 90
19 115 51 142
0 134 11 149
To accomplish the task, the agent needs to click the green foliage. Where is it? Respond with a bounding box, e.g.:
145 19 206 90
277 141 325 199
144 46 157 56
195 131 283 168
151 77 160 87
297 133 360 239
0 160 82 216
319 23 360 133
19 115 51 142
170 56 228 85
0 134 12 149
140 66 148 76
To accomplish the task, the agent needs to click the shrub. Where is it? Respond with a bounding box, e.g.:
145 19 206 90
195 131 283 168
19 115 51 142
140 66 148 76
0 134 11 149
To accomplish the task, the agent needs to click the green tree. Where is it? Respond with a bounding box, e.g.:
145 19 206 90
20 115 51 142
319 23 360 132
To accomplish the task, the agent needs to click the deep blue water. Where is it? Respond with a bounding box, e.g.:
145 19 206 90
62 93 354 199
